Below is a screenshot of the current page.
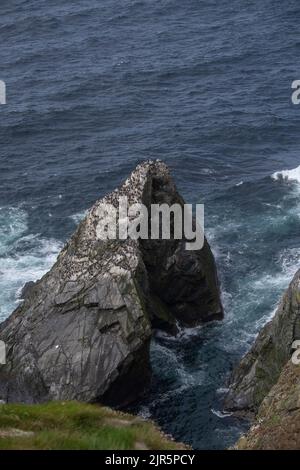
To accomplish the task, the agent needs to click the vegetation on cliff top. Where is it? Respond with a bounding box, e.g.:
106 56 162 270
0 401 187 450
234 361 300 450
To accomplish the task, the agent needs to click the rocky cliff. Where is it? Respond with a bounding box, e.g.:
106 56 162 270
226 269 300 414
226 269 300 449
234 361 300 449
0 160 223 406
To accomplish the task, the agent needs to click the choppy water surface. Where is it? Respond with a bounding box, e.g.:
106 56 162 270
1 0 300 449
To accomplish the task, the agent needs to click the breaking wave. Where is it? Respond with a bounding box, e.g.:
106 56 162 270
0 206 62 321
272 165 300 183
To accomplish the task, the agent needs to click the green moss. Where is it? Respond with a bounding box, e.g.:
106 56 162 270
151 295 175 324
0 401 186 450
269 414 280 426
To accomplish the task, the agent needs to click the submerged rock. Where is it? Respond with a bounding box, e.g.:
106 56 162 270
0 160 222 406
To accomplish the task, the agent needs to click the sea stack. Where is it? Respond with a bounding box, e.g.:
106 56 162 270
0 160 223 406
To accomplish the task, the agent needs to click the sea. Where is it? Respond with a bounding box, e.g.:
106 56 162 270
1 0 300 449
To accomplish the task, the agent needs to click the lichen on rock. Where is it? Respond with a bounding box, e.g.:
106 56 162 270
226 268 300 449
0 160 222 406
233 361 300 450
225 269 300 414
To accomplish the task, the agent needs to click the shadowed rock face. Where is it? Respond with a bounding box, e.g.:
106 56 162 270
0 161 222 406
225 269 300 414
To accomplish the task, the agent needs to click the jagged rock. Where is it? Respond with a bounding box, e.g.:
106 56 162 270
19 281 36 300
0 160 222 405
226 269 300 414
234 361 300 449
228 269 300 449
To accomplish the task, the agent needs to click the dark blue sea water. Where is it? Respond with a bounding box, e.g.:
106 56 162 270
1 0 300 449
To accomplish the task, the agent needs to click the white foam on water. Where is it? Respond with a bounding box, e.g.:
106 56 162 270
272 165 300 183
254 306 277 331
0 206 28 255
247 246 300 334
211 408 233 419
253 247 300 292
157 323 204 342
70 210 87 225
277 247 300 279
151 340 199 386
0 207 62 321
261 202 282 209
199 168 216 175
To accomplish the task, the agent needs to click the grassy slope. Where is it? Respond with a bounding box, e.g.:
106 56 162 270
0 401 187 450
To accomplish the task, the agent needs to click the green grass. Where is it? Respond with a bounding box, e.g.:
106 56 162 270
0 401 187 450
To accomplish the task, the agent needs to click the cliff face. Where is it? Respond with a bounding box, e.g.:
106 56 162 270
234 361 300 449
0 160 222 406
226 269 300 449
226 269 300 414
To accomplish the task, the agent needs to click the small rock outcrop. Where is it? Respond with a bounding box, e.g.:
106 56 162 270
0 161 222 406
225 269 300 414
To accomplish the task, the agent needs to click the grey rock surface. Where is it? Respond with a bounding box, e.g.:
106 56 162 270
19 281 36 300
225 269 300 413
0 160 222 405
